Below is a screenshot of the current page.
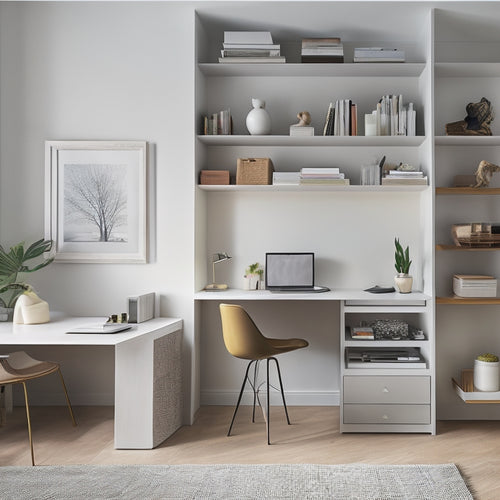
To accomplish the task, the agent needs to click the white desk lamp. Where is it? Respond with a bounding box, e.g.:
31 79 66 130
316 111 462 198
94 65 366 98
204 252 232 291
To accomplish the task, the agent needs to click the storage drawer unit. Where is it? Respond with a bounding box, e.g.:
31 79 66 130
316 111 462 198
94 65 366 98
343 376 430 404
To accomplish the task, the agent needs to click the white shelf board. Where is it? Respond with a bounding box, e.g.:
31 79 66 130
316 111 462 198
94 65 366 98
199 62 426 78
198 135 426 147
435 136 500 146
435 62 500 78
197 184 428 193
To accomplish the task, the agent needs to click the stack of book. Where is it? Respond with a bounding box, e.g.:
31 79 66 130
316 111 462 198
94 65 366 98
202 109 232 135
323 100 357 136
219 31 285 64
382 168 427 185
300 167 349 185
301 38 344 63
354 47 405 63
367 95 416 136
350 326 374 340
453 275 498 298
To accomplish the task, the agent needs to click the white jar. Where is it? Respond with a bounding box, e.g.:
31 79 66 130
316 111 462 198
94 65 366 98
474 359 500 391
246 98 271 135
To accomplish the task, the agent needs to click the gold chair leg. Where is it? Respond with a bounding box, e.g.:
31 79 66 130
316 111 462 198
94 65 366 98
57 368 77 427
22 382 35 466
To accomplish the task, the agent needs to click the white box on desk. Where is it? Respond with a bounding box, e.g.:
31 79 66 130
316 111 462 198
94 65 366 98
128 292 156 323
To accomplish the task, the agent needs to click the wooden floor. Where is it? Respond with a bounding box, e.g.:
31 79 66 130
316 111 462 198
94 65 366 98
1 405 499 499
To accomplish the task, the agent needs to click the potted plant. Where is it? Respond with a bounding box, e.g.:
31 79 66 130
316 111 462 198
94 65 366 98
474 353 499 391
244 262 264 290
394 238 413 293
0 239 54 322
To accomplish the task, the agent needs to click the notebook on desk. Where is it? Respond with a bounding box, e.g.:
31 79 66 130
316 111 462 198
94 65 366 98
265 252 330 292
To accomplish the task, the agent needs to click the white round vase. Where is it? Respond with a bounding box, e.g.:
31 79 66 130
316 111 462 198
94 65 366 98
474 359 500 391
394 273 413 294
246 98 271 135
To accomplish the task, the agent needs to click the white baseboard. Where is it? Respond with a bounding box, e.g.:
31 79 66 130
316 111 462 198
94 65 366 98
200 390 340 406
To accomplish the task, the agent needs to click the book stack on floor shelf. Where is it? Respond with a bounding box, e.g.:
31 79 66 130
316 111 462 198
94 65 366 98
301 38 344 63
219 31 285 64
300 167 349 185
382 166 427 185
354 47 405 63
323 100 358 136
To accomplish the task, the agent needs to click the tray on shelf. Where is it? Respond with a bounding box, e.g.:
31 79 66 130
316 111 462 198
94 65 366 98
452 369 500 403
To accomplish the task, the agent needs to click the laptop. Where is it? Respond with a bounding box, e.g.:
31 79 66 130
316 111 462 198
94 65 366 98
265 252 330 292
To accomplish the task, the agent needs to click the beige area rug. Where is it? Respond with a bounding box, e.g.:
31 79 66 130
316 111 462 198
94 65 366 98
0 463 473 499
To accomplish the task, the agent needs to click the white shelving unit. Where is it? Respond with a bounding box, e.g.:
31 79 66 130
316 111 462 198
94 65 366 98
192 1 500 431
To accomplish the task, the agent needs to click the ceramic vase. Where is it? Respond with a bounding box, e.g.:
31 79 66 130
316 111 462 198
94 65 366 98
13 290 50 324
246 98 271 135
474 359 500 391
394 273 413 293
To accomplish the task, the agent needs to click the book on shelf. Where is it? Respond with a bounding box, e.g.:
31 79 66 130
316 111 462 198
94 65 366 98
218 56 286 64
322 100 357 136
301 37 344 63
300 178 350 185
387 170 424 177
368 95 415 136
222 43 280 50
350 327 374 340
272 172 301 185
224 31 274 45
381 177 427 185
203 109 232 135
354 47 405 63
453 275 497 298
221 49 281 58
301 167 340 174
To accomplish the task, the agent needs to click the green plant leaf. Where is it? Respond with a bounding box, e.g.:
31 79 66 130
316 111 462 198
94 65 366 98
23 239 53 262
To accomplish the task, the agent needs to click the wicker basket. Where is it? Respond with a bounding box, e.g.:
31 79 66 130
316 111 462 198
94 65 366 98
236 158 274 185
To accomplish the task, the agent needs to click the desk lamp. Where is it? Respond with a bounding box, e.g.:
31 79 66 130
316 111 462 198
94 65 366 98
204 252 232 291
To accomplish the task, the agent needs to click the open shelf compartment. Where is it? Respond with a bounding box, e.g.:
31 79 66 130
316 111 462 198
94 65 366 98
452 369 500 403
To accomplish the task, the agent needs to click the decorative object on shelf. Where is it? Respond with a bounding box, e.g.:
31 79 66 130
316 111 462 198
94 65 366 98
236 157 274 185
382 162 427 185
474 353 499 391
445 97 494 136
451 223 500 248
203 109 232 135
13 288 50 325
243 262 264 290
472 160 500 188
204 252 232 291
0 239 54 322
246 98 272 135
45 141 147 263
290 111 314 136
200 170 230 185
394 238 412 293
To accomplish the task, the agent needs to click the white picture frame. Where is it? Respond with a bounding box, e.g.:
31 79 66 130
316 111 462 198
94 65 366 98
45 140 147 263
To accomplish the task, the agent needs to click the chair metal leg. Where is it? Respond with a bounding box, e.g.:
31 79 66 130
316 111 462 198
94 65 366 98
57 368 77 427
21 382 35 466
266 358 270 445
228 360 255 436
252 360 259 423
270 357 291 425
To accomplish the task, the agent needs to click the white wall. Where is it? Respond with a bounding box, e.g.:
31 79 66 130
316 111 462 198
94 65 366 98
0 1 196 421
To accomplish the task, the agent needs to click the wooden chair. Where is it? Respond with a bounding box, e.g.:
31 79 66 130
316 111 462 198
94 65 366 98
0 351 76 465
219 303 308 444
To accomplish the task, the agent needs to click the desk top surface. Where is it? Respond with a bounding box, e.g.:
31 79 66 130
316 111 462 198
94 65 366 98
0 313 182 346
194 289 430 304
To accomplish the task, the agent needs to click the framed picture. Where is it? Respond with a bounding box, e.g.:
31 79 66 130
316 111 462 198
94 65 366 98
45 141 147 263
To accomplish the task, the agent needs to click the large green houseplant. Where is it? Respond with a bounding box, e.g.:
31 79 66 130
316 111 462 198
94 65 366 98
0 239 54 318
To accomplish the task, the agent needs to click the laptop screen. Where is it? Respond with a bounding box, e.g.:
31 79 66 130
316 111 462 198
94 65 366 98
265 253 314 289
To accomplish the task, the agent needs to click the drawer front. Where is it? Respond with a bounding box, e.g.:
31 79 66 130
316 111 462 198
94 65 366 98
343 376 430 404
343 404 430 424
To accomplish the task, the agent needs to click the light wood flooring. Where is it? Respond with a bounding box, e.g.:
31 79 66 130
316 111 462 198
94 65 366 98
1 405 499 499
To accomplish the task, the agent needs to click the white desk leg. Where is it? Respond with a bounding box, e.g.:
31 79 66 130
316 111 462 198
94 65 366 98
114 328 182 449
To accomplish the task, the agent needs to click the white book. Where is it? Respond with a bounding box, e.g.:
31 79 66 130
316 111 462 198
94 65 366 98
301 167 341 174
388 170 423 176
224 31 273 45
223 43 280 50
218 56 285 64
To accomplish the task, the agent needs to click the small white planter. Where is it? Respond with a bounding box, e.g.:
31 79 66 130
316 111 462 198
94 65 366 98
474 359 500 391
394 273 413 294
243 274 261 290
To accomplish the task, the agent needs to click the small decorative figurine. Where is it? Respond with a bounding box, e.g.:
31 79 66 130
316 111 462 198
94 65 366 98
294 111 312 127
290 111 314 136
445 97 494 136
472 160 500 188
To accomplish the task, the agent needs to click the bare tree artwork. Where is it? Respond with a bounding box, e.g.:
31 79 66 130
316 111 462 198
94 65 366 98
64 164 128 243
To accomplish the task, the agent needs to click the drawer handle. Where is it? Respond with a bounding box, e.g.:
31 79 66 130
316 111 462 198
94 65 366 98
382 387 390 393
382 414 389 420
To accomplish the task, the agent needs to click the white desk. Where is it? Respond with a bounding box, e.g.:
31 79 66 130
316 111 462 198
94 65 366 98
0 314 183 449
